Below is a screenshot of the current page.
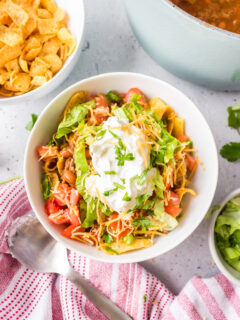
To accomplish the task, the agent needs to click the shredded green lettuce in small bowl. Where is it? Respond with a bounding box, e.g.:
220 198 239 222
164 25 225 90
215 196 240 272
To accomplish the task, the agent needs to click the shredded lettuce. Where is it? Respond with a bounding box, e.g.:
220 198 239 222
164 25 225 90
113 108 128 120
56 101 93 138
41 173 51 200
153 199 178 231
153 170 165 199
74 143 89 174
81 196 97 228
215 196 240 271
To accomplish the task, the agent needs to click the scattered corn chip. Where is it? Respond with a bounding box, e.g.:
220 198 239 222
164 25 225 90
40 0 57 14
37 8 52 19
0 45 22 68
5 0 29 26
38 18 59 34
0 25 23 46
19 55 29 72
25 46 42 60
42 53 62 73
4 73 31 92
5 59 20 73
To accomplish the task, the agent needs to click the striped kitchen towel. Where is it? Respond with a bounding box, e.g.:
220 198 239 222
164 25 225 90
0 179 240 320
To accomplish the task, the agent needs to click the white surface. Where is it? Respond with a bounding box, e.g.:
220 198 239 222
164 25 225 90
0 0 85 104
24 72 218 263
0 0 240 294
209 188 240 286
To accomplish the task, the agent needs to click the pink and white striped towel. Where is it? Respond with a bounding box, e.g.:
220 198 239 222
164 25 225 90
0 179 240 320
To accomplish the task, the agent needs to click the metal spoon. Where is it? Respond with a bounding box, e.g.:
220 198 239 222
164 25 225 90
6 212 129 320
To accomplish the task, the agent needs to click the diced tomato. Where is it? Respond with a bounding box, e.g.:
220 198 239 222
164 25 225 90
185 153 196 171
90 96 110 124
62 225 85 238
67 207 81 226
178 135 190 142
45 198 61 215
124 88 146 104
165 205 182 217
168 191 180 206
48 210 70 224
37 145 58 160
53 183 71 206
70 189 80 206
62 225 76 238
119 228 131 239
95 95 109 108
109 213 119 232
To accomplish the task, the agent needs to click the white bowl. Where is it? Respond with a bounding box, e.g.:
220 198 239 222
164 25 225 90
24 72 219 263
209 189 240 286
0 0 85 105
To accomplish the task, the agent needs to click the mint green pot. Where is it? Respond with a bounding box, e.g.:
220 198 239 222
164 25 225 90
124 0 240 91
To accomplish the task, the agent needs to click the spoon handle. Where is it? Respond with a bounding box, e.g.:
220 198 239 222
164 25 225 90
64 267 130 320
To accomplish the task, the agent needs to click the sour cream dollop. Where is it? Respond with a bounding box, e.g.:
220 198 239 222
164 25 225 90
85 116 156 213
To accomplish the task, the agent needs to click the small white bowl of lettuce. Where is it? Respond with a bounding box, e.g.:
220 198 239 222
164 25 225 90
209 189 240 285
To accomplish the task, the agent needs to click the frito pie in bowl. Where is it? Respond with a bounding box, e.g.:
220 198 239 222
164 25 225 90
24 73 218 263
0 0 84 102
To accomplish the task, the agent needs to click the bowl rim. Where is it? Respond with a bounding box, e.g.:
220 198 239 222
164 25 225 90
209 188 240 286
163 0 240 40
24 71 219 263
0 0 85 103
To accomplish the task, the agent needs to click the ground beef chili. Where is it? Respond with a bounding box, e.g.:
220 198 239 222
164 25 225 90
171 0 240 34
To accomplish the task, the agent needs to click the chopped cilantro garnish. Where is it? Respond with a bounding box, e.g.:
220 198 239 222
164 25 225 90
96 129 106 140
131 169 149 186
228 104 240 134
113 182 125 190
220 142 240 162
121 178 126 184
104 171 117 175
103 188 118 196
25 113 38 131
122 192 132 201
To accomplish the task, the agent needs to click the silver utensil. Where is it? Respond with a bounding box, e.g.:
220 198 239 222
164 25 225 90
6 212 130 320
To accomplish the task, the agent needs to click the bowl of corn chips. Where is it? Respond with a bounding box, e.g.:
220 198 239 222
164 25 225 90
0 0 84 103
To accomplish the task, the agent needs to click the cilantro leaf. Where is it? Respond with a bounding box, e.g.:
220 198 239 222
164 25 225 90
25 113 38 131
228 104 240 134
113 182 125 190
220 142 240 162
104 188 118 196
96 129 106 140
104 171 117 175
131 169 149 186
122 192 132 201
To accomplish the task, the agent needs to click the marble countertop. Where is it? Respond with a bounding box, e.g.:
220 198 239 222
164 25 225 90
1 0 240 295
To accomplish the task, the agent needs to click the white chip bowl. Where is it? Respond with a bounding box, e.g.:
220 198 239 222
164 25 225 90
24 72 219 263
209 188 240 286
0 0 85 104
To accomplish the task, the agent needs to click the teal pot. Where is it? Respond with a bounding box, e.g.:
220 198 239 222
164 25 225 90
124 0 240 91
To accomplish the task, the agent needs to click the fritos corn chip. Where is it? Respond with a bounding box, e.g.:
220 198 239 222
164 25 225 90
0 0 77 97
